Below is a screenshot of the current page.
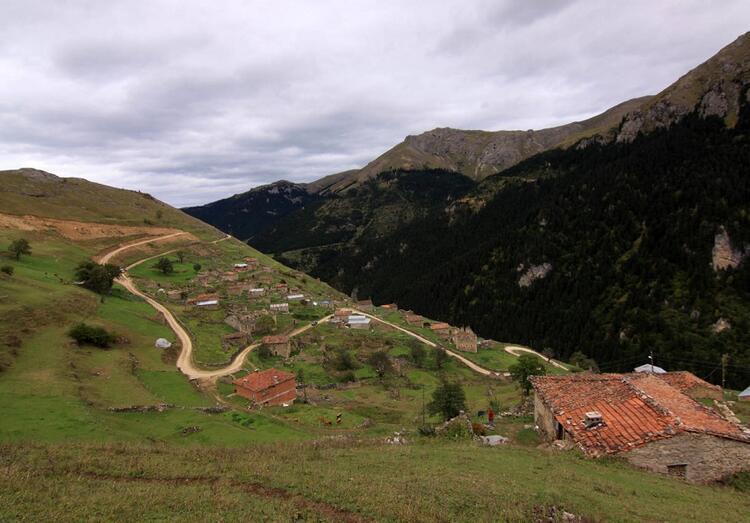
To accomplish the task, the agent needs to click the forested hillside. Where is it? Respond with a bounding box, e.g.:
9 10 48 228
275 111 750 388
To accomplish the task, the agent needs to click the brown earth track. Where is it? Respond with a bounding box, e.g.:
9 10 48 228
0 212 187 241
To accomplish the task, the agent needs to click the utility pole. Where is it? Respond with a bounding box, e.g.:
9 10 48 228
721 353 729 389
648 350 654 372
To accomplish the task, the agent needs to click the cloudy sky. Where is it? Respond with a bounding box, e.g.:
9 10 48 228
1 1 748 207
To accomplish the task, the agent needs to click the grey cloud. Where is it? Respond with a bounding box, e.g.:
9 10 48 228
0 0 749 207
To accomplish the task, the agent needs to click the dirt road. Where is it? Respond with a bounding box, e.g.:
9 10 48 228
351 309 499 377
504 345 568 370
101 232 324 380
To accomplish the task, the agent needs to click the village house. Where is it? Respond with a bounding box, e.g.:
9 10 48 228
739 386 750 402
356 299 374 312
224 312 256 333
451 326 477 352
256 273 273 284
262 335 291 358
269 303 289 313
405 313 423 326
332 308 352 324
187 293 220 309
166 289 184 301
222 271 238 282
227 283 250 296
287 293 304 301
233 368 296 406
530 373 750 483
249 287 265 298
233 262 249 271
430 322 451 339
274 283 289 294
347 314 371 330
244 257 259 270
657 371 724 401
222 331 249 349
380 303 397 310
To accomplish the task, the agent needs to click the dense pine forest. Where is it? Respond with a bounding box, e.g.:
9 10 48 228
273 111 750 388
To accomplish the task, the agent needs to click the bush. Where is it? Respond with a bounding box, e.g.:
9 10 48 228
333 349 358 371
153 257 174 275
74 261 121 295
471 422 487 436
257 344 273 359
68 323 117 348
339 371 356 383
441 418 473 440
418 424 436 437
0 265 13 276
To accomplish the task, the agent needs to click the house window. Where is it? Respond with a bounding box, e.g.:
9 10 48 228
667 464 687 478
555 421 564 440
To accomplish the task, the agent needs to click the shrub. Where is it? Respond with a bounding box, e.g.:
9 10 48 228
193 263 202 272
257 344 273 359
0 265 13 276
339 371 356 383
441 418 473 440
8 238 31 260
334 349 357 371
471 422 487 436
75 261 121 295
418 424 436 437
368 350 393 378
68 323 117 348
153 257 174 275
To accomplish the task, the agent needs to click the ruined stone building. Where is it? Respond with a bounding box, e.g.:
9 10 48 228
451 326 477 352
262 335 291 358
530 372 750 483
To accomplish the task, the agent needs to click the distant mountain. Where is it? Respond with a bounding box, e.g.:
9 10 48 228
182 180 321 242
185 32 750 387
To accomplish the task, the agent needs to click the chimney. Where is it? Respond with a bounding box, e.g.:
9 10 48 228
584 411 603 428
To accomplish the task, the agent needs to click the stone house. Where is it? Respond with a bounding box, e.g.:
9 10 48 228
249 288 265 298
224 313 256 333
274 283 289 294
740 386 750 401
380 303 397 310
405 313 423 326
269 303 289 313
187 293 220 309
451 327 477 352
234 368 296 406
167 289 184 301
356 299 374 311
262 335 291 358
657 371 723 401
332 308 352 323
244 257 259 270
530 373 750 483
430 322 451 339
222 271 239 282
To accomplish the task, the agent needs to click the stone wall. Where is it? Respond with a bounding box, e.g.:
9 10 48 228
625 432 750 483
533 393 557 441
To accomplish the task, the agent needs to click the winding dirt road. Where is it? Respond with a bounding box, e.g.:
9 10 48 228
100 232 324 380
504 345 568 370
99 232 504 381
350 310 499 377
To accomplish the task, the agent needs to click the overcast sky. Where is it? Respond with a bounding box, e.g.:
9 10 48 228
1 1 748 207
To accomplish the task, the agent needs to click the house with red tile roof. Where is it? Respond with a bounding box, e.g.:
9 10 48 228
531 373 750 483
657 371 723 400
233 368 296 406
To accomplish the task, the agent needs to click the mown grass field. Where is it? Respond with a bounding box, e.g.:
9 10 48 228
2 440 749 522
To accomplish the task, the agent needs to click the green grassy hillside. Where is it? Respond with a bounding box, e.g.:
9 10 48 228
2 441 749 522
0 168 223 240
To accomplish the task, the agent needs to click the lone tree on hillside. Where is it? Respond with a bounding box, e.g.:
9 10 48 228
75 261 121 295
368 350 393 379
434 347 449 370
409 340 426 368
176 250 187 263
153 257 174 275
428 380 467 420
509 354 546 395
8 238 31 260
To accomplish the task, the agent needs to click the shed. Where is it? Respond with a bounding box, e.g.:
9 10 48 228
739 386 750 402
634 363 667 374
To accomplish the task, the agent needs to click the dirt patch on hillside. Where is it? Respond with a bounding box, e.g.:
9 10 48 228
0 212 181 241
